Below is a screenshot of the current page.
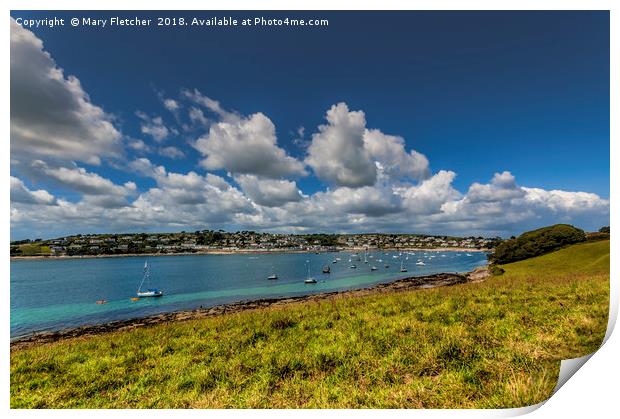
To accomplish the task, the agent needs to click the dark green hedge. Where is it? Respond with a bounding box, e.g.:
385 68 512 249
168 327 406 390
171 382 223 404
490 224 586 265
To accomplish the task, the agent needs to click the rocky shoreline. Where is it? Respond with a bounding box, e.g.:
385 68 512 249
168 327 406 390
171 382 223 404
10 267 489 350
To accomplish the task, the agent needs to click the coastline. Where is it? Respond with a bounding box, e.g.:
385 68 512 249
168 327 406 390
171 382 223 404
10 247 489 261
10 266 489 350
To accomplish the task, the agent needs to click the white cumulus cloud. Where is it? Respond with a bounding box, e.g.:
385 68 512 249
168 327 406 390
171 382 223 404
306 103 430 187
10 19 122 165
10 176 56 205
234 174 304 207
194 111 307 178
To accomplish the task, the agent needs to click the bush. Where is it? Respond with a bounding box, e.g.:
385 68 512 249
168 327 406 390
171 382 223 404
586 232 610 242
489 224 586 265
489 265 505 276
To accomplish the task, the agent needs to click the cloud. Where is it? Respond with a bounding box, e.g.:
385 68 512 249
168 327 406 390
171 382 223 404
10 19 122 165
466 171 525 203
234 174 304 207
127 138 152 153
396 170 462 215
194 111 307 178
188 107 209 127
10 162 610 238
129 157 253 210
158 146 186 160
163 98 180 112
522 187 609 213
29 160 136 200
438 172 610 234
305 103 377 187
10 176 56 205
305 103 430 187
317 185 403 217
182 89 238 122
363 129 430 181
136 111 170 142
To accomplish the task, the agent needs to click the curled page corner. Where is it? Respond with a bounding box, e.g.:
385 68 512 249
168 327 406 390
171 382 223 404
497 353 597 417
552 353 594 395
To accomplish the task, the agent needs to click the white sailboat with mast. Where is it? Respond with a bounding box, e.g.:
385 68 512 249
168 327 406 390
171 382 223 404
304 259 317 283
137 260 163 297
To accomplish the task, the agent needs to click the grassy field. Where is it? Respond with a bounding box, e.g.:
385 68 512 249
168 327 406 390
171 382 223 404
14 243 51 256
10 240 609 408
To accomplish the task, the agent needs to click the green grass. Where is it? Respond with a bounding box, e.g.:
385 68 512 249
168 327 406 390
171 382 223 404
16 244 51 256
10 240 609 408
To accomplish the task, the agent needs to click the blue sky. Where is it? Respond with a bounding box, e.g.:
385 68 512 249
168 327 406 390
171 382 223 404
9 11 610 239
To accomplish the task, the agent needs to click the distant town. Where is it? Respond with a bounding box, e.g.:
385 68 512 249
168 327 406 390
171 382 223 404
10 231 502 257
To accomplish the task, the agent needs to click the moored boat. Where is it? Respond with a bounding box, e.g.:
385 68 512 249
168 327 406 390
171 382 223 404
137 261 163 297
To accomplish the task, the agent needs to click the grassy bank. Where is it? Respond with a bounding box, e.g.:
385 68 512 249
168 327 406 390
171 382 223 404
10 240 609 408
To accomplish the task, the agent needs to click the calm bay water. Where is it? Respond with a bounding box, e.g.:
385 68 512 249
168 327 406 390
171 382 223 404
11 250 487 338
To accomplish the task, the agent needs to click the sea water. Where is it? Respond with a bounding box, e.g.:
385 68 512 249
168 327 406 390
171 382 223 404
10 250 487 338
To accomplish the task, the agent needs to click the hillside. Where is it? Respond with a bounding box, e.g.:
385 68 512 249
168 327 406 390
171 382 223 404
10 241 609 408
490 224 586 265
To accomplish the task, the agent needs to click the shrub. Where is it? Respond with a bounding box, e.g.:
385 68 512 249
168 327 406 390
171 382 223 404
489 265 505 276
586 232 610 242
489 224 586 265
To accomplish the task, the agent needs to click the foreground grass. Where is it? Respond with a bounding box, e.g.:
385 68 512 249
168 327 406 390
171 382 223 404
11 241 609 408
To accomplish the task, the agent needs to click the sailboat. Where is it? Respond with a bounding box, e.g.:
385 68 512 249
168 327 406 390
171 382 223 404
304 260 317 283
267 266 278 280
400 257 407 273
137 260 163 297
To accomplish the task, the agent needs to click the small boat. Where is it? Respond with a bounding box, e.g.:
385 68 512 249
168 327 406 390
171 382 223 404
400 257 407 272
322 265 331 274
416 261 426 266
137 260 163 297
304 260 317 284
371 266 378 271
95 299 107 305
349 264 357 269
130 297 140 302
332 259 338 264
137 289 163 297
267 266 278 280
384 264 390 268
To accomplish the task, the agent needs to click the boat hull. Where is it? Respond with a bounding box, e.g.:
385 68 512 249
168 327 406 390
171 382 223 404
137 290 163 297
